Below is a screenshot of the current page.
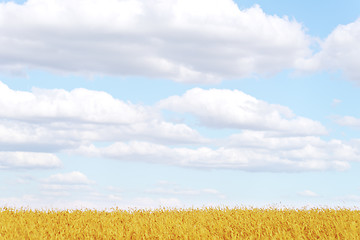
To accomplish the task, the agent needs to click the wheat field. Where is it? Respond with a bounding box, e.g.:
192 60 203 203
1 206 359 239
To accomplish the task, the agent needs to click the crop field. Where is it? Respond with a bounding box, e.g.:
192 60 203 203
1 206 359 239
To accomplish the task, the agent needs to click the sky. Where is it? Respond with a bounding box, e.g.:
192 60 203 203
0 0 360 210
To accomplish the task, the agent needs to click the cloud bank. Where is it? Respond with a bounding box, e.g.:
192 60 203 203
0 0 358 83
158 88 327 136
0 81 204 153
298 18 360 83
75 138 351 172
0 151 61 169
0 81 359 172
0 0 311 82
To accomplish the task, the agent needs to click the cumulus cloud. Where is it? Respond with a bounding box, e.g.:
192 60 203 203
42 171 94 185
0 81 204 154
226 131 359 164
0 81 359 172
298 18 360 82
0 0 311 82
0 120 81 152
158 88 327 136
1 80 359 172
334 116 360 128
0 151 61 169
74 138 353 172
40 171 94 196
0 81 153 123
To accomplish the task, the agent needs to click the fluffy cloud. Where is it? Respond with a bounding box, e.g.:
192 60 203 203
158 88 327 136
43 171 94 185
0 81 204 153
0 0 311 82
0 120 81 152
0 81 152 123
39 171 94 199
227 131 359 164
298 18 360 82
0 151 61 169
0 81 206 171
1 81 357 172
75 137 353 172
334 116 360 128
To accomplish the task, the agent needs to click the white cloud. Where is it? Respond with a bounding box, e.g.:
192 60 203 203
76 138 353 172
0 119 203 152
298 18 360 82
298 190 319 197
334 116 360 128
158 88 327 136
0 81 153 124
41 184 91 191
0 120 81 152
43 171 94 185
0 151 61 169
0 0 311 82
227 131 359 163
0 81 205 153
0 81 358 172
332 98 342 107
16 175 35 184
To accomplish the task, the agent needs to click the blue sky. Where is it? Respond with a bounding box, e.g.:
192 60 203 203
0 0 360 209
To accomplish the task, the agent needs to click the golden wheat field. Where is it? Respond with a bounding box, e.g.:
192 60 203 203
0 206 359 239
